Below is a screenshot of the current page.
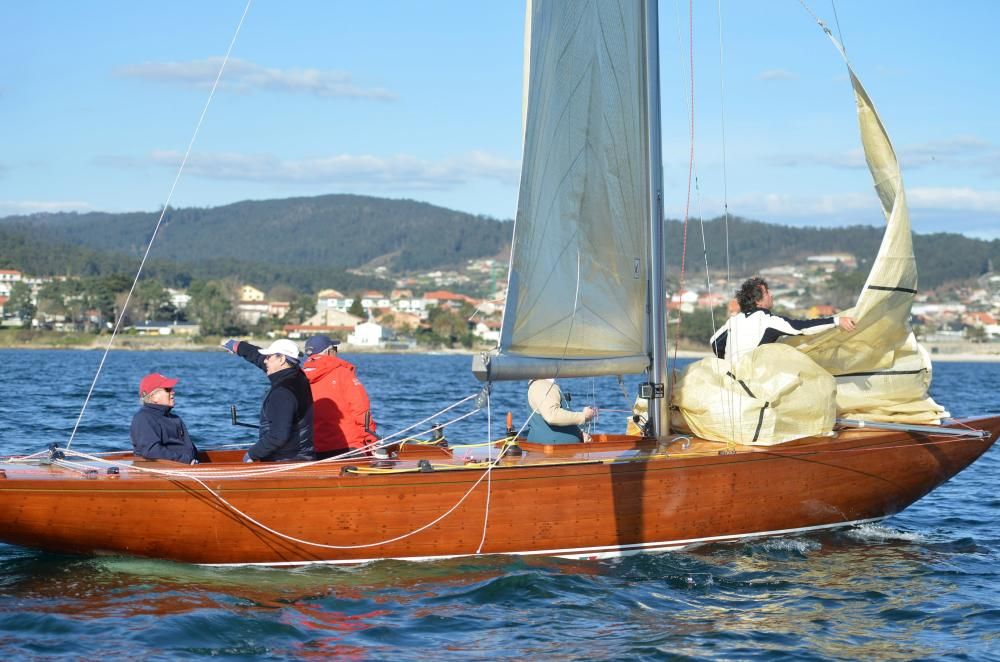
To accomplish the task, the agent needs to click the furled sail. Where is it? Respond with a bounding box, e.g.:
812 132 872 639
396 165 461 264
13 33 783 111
473 0 652 381
782 35 948 425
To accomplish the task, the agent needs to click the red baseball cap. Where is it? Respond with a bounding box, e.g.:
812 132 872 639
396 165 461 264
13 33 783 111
139 372 178 396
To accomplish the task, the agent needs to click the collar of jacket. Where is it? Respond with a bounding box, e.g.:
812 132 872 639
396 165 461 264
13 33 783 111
267 365 301 385
303 353 353 373
144 403 173 415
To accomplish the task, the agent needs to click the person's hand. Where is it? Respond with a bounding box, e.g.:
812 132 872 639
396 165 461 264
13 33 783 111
189 459 199 465
837 316 857 332
221 339 239 353
242 452 254 463
582 406 597 421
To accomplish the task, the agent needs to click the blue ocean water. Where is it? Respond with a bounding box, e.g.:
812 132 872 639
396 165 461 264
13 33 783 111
0 349 997 660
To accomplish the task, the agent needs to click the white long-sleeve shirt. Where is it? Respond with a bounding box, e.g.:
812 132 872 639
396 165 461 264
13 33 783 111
710 308 839 363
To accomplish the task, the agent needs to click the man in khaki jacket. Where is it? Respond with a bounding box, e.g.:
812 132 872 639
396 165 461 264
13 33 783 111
526 378 596 444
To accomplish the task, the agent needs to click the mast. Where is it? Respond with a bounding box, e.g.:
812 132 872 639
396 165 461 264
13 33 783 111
644 0 669 439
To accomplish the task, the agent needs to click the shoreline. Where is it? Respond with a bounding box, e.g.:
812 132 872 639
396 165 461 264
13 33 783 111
1 337 997 362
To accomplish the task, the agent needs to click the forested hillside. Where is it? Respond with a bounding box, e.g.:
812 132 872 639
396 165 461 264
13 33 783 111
2 195 997 291
0 194 511 273
0 225 389 292
666 216 999 289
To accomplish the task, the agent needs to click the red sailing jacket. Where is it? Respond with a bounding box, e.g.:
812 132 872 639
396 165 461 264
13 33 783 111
302 354 377 452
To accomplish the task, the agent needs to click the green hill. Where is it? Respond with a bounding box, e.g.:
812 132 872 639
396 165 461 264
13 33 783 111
664 216 999 290
0 194 511 274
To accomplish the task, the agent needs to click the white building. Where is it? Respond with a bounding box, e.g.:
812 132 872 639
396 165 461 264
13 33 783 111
474 321 501 344
360 291 390 310
241 285 265 302
0 269 22 297
348 320 391 346
131 321 201 336
236 301 269 325
167 288 191 310
316 289 353 314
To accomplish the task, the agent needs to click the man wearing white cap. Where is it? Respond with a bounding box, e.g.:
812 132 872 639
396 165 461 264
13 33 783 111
221 338 315 462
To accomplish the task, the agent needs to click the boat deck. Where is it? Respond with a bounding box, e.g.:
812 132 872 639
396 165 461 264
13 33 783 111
0 423 975 483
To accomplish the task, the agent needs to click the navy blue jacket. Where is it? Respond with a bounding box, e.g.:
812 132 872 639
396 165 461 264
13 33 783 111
130 404 198 463
237 342 315 462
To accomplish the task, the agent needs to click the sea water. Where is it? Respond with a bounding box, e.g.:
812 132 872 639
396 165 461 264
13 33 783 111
0 349 997 659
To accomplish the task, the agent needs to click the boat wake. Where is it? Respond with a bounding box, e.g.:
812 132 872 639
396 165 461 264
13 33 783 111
843 522 925 544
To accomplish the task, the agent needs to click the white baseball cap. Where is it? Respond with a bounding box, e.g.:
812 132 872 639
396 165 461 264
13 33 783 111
258 338 301 362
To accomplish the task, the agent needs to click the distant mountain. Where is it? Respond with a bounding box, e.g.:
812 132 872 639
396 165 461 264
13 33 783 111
2 195 997 292
0 194 512 274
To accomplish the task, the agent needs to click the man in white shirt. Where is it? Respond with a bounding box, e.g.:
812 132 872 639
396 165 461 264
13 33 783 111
711 277 857 362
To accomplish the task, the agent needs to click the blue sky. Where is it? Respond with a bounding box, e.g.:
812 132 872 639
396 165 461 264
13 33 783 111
2 1 998 238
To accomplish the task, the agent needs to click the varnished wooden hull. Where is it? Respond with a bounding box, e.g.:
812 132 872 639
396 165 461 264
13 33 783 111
1 416 997 565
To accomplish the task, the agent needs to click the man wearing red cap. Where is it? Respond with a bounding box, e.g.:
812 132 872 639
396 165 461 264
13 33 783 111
130 372 199 464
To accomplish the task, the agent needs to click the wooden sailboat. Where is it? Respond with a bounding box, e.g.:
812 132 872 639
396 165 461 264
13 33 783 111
1 1 997 566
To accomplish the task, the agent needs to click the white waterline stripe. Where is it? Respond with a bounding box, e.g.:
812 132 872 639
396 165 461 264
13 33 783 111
201 516 889 567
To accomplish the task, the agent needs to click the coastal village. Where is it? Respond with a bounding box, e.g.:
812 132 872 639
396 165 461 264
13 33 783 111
1 254 1000 355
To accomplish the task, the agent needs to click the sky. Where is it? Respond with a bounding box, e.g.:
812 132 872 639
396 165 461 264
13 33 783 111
2 1 999 239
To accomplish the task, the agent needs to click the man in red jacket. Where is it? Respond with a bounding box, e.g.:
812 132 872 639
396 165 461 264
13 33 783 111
302 335 377 458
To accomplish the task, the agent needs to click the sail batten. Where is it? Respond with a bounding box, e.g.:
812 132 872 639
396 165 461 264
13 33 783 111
478 0 652 382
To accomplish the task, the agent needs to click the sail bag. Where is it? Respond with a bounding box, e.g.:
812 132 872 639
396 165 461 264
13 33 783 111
670 344 836 446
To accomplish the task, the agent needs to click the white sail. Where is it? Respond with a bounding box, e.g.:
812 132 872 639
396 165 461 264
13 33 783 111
475 0 652 381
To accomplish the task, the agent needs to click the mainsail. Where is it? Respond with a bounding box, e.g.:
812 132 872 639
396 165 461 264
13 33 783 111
474 0 653 381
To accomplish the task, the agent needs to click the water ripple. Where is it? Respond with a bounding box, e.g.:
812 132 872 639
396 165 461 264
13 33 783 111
1 352 999 659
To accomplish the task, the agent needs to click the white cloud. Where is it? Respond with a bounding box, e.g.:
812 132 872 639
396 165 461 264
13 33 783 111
907 186 1000 211
727 191 876 217
116 57 396 101
137 149 520 189
758 69 798 81
0 200 92 217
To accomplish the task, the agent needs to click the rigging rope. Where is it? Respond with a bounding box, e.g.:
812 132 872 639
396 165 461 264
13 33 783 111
66 0 254 450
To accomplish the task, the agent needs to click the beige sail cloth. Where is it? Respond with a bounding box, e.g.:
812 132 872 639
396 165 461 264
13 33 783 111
489 0 651 377
671 345 836 444
665 38 947 444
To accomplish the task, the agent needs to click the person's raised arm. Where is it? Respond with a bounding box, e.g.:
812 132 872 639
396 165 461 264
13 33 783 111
221 338 266 370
